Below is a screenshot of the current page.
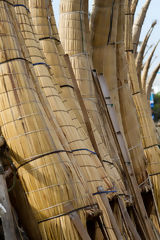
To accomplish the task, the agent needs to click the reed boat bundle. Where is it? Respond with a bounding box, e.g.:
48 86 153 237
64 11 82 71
90 0 123 130
0 0 159 239
90 0 147 185
27 1 129 238
89 0 128 181
28 0 127 195
116 0 147 184
29 0 85 130
58 0 159 238
124 0 160 213
58 0 122 171
59 0 111 143
58 0 132 205
0 1 97 239
20 0 124 196
0 0 129 239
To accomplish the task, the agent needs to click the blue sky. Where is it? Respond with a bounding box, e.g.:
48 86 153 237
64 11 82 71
53 0 160 92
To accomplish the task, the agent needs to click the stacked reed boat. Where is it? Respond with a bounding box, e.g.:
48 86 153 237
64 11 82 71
0 0 159 239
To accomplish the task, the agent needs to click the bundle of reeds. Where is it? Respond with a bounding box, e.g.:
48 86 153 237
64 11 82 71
29 0 86 130
28 1 130 239
125 0 160 213
0 1 96 239
0 0 159 239
90 0 123 129
117 0 148 184
58 1 158 238
90 0 147 185
29 0 126 195
59 0 110 143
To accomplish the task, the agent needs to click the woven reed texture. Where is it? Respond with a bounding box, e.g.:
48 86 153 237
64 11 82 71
0 2 95 239
0 0 158 239
58 1 130 236
58 0 123 172
29 0 126 195
14 2 129 240
27 0 119 188
28 1 128 238
59 0 110 143
29 0 85 129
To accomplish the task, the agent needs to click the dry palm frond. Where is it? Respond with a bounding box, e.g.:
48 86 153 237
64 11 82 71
132 0 151 55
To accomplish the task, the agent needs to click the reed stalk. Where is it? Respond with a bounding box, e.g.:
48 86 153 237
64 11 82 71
136 21 157 84
132 0 151 55
141 41 160 90
130 0 138 16
146 63 160 99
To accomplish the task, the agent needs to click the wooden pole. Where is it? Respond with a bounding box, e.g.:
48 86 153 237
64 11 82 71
118 197 141 240
97 186 123 240
64 202 91 240
0 161 17 240
97 216 110 240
